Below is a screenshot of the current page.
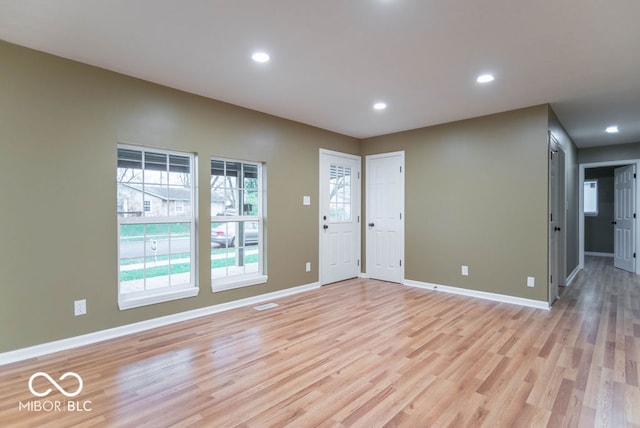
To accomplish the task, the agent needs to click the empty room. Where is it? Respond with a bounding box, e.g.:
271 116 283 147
1 1 640 427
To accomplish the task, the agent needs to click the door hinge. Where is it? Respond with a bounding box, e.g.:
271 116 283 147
400 213 402 220
357 259 360 267
634 253 637 259
550 213 553 222
400 259 402 267
358 171 360 179
634 173 637 179
400 166 402 173
357 215 360 223
550 274 553 283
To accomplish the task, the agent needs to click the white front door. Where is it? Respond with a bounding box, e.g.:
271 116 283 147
614 164 636 272
320 149 361 285
366 152 404 283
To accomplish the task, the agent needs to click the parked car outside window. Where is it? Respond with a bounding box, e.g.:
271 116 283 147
211 221 259 247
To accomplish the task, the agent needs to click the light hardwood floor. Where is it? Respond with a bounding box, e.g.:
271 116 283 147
1 256 639 427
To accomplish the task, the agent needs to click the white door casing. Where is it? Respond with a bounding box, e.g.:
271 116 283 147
614 164 636 272
366 152 404 283
579 160 640 275
319 149 361 285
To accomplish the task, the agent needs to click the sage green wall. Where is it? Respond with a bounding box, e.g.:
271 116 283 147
0 41 359 352
361 106 550 301
548 108 580 276
579 142 640 164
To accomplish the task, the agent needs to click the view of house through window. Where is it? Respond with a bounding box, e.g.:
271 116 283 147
211 158 264 288
329 164 352 222
117 146 196 306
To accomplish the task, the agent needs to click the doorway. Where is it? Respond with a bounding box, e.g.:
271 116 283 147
579 160 640 274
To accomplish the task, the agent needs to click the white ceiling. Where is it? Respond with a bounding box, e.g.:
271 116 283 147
1 0 639 148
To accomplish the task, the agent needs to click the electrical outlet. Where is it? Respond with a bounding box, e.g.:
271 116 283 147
303 196 311 206
461 266 469 276
527 277 535 288
305 262 311 272
74 299 86 316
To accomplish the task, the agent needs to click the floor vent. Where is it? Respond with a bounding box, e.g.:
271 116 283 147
254 303 279 311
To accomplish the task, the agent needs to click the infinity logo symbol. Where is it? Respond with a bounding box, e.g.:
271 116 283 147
28 372 83 398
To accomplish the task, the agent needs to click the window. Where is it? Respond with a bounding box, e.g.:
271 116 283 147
211 158 266 290
584 179 598 216
329 164 352 222
117 146 198 309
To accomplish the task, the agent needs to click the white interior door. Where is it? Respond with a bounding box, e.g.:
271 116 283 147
614 164 636 272
320 150 361 285
366 152 404 283
549 143 560 304
549 135 566 305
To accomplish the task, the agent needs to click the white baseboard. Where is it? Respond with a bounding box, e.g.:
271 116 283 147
566 265 582 286
403 279 550 310
358 272 369 279
0 282 320 366
585 252 614 258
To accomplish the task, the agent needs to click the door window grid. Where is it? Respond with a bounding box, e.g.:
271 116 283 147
329 164 352 222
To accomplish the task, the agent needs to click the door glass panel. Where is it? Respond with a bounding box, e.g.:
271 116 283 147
329 164 352 222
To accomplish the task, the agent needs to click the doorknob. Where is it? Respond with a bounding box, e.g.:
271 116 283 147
368 223 375 227
612 221 617 225
554 226 561 231
323 225 328 230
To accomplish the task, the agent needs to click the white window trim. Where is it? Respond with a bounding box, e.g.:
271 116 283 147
119 286 199 310
210 158 266 292
213 274 269 292
117 144 199 310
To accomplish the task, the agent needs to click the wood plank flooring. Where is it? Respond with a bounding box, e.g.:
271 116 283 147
1 256 640 427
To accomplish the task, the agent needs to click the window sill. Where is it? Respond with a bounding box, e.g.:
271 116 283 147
118 286 199 310
212 275 268 292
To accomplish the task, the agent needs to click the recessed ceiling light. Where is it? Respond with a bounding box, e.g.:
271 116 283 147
252 52 270 63
476 74 495 83
606 125 619 134
373 102 387 110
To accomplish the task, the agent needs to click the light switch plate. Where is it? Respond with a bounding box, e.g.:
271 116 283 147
74 299 86 316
